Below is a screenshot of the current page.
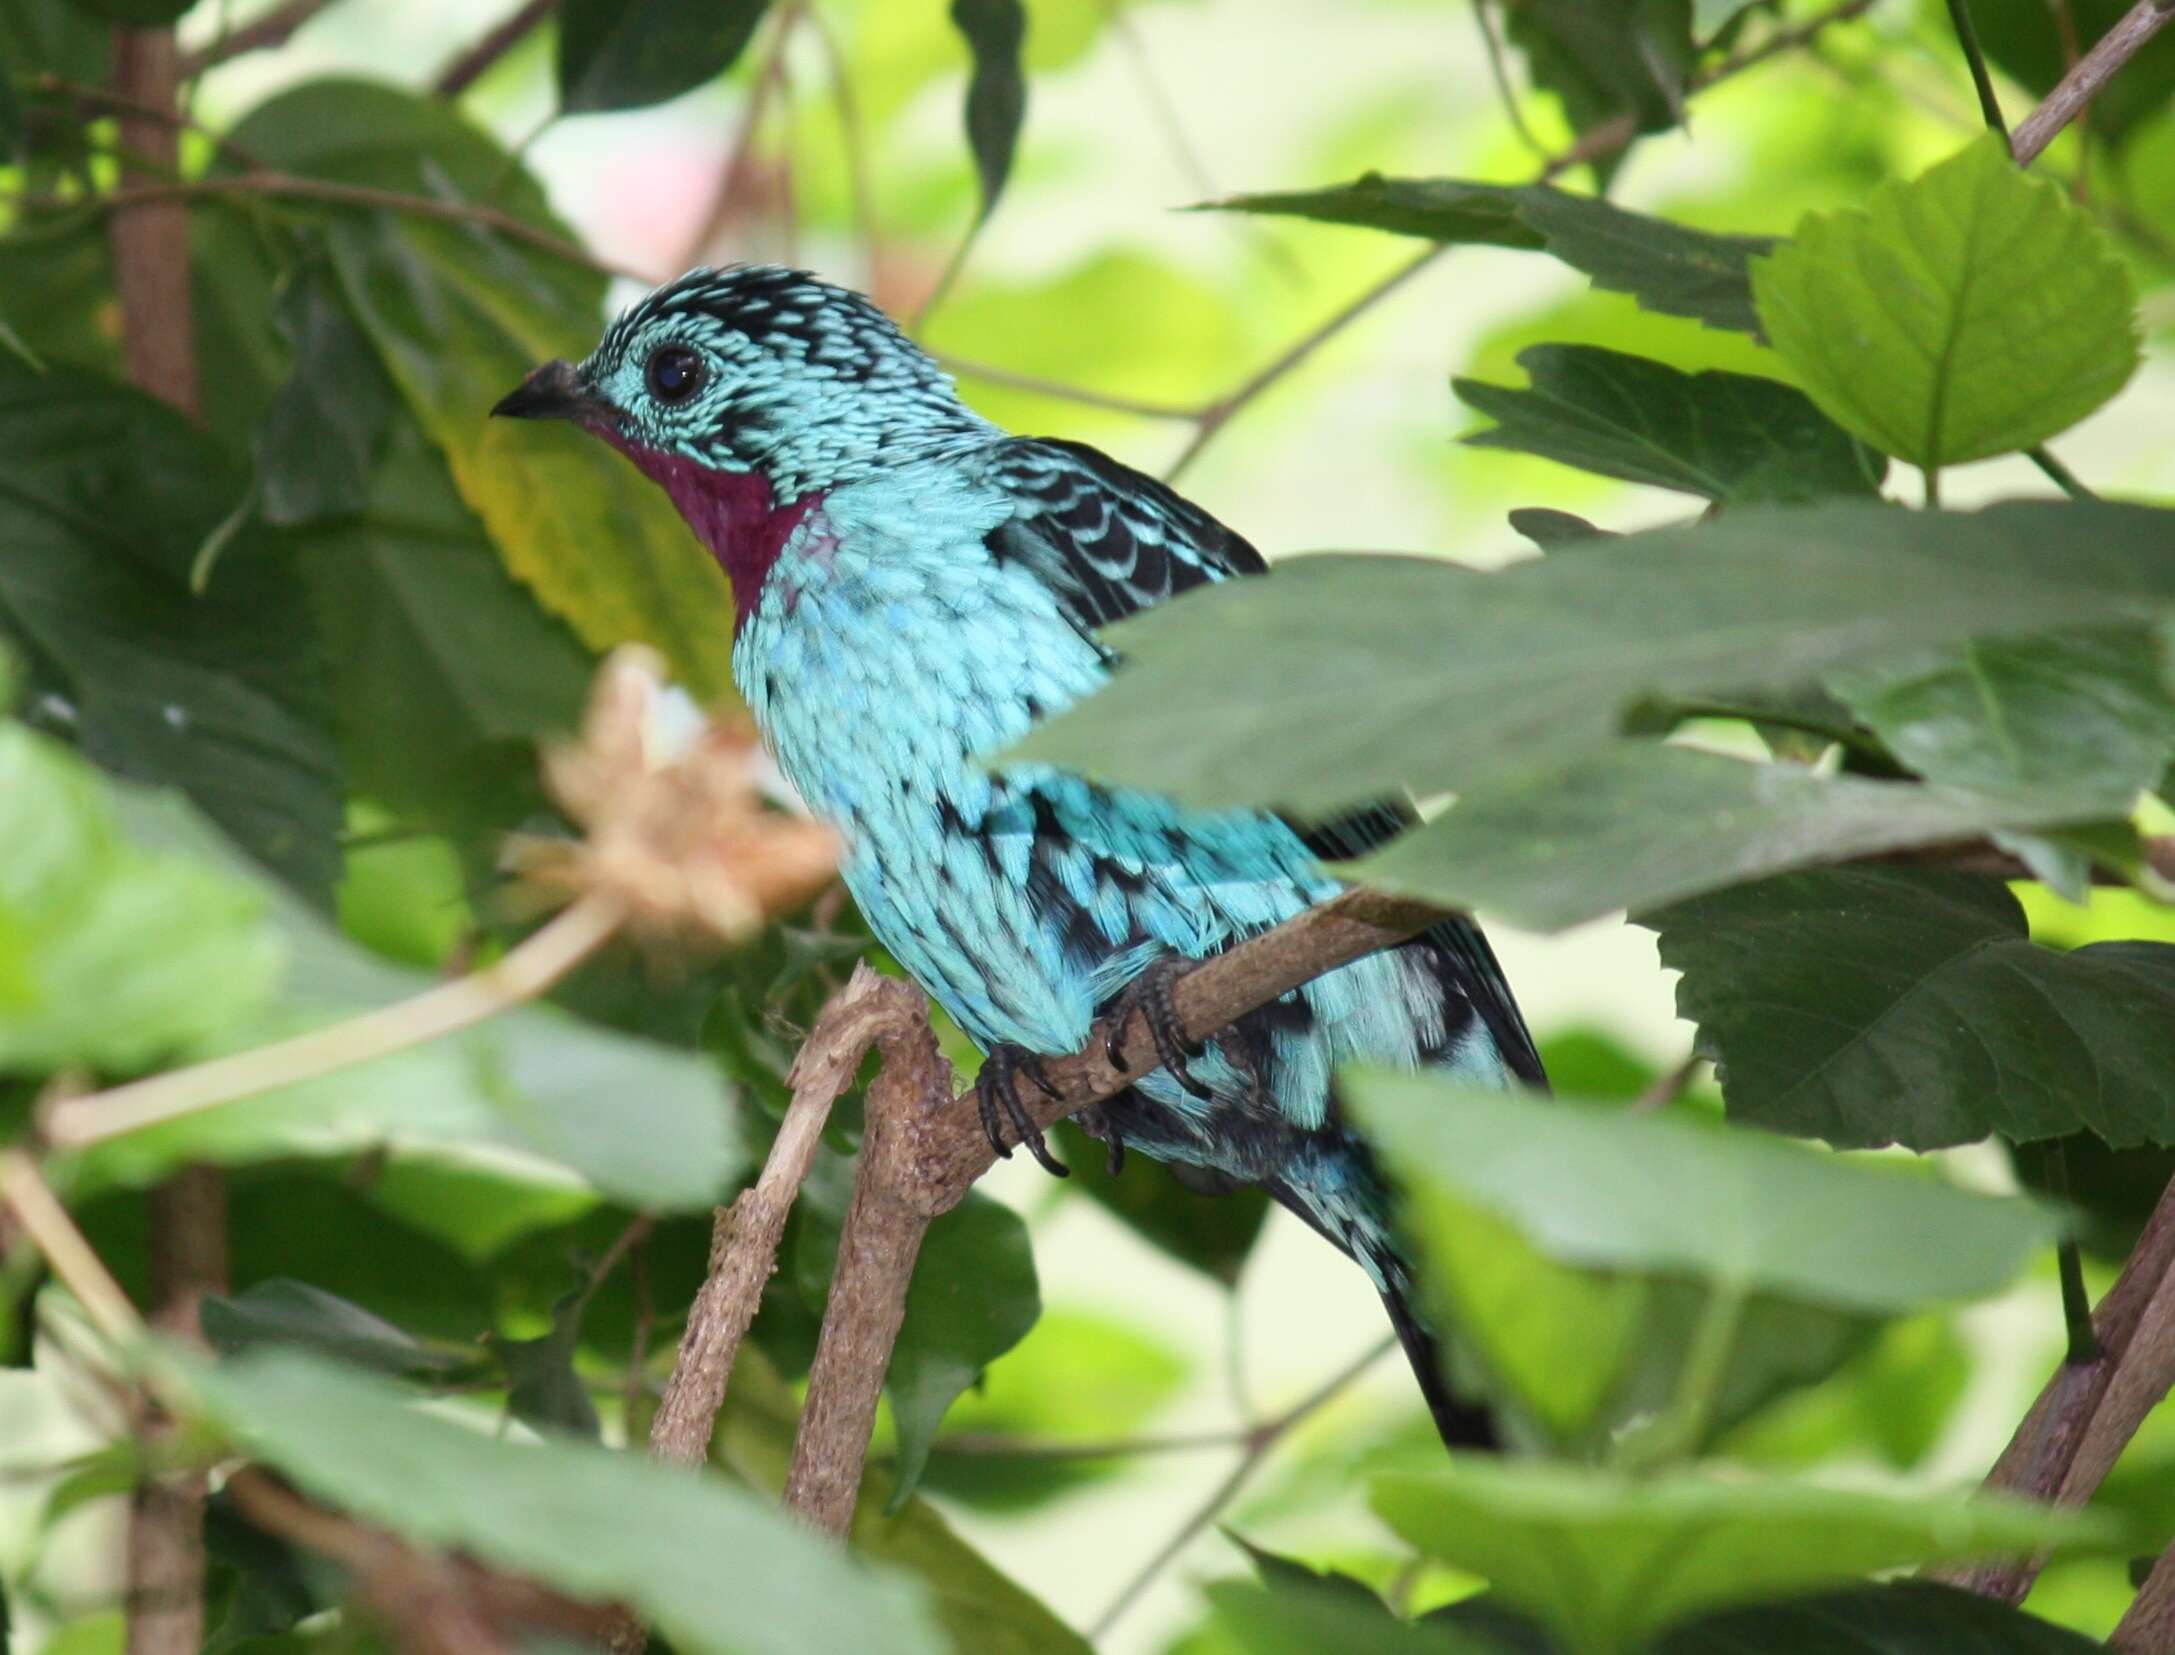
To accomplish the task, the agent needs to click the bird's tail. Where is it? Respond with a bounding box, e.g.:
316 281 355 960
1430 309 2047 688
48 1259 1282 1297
1265 1169 1498 1453
1375 1267 1499 1452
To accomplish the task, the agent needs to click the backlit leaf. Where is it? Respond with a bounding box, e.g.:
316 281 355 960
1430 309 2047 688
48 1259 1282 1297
951 0 1028 223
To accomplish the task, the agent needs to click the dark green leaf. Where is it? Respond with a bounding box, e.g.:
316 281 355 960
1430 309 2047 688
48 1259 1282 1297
1344 1072 2057 1311
0 366 344 898
1370 1459 2108 1655
557 0 770 115
1507 508 1611 549
1456 345 1885 503
1206 174 1774 333
1054 1120 1271 1285
1827 628 2175 809
885 1194 1039 1506
223 79 735 699
950 0 1028 223
1504 0 1693 164
487 1285 603 1440
1341 743 2101 931
1012 499 2175 814
1752 135 2139 471
1655 1580 2104 1652
1650 866 2175 1149
59 0 189 23
0 724 282 1077
255 263 396 527
201 1280 467 1376
0 0 104 93
300 419 591 842
188 1352 948 1655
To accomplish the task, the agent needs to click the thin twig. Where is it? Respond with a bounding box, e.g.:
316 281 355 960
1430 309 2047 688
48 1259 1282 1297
1163 243 1450 482
935 354 1201 420
2012 0 2175 166
20 172 659 284
42 891 627 1151
434 0 558 99
1628 1053 1703 1115
0 1151 146 1347
1473 0 1548 160
803 5 877 276
179 0 341 75
2027 444 2097 498
1690 0 1881 89
1087 1336 1397 1641
1944 0 2012 138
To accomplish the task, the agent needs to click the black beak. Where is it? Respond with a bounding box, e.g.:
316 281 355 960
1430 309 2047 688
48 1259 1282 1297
492 359 611 423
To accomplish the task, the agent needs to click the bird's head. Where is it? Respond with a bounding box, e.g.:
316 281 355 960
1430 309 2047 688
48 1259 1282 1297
494 265 988 624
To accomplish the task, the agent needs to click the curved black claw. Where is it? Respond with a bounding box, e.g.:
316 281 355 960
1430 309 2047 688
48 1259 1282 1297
1104 957 1215 1101
975 1044 1070 1178
1077 1100 1129 1178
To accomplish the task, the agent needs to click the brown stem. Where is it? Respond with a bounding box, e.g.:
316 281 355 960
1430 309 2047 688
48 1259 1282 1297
2114 1537 2175 1653
2011 0 2175 166
434 0 559 98
226 1469 618 1653
1934 1167 2175 1602
106 30 213 1655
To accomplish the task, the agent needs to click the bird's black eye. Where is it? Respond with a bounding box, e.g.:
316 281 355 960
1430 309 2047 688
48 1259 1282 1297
646 345 703 404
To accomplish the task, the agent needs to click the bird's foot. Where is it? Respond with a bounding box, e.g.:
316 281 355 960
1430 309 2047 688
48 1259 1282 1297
975 1044 1070 1178
1076 1100 1129 1178
1103 957 1215 1101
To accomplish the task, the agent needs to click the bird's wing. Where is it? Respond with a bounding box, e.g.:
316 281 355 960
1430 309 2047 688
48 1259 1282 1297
982 437 1544 1089
979 437 1265 641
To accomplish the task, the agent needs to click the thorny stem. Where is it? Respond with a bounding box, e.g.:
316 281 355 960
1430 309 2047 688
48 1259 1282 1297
41 891 627 1151
1087 1335 1398 1642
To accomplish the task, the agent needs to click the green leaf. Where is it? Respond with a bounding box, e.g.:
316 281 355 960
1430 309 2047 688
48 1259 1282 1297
200 1280 466 1376
300 419 591 841
557 0 770 114
1206 1579 1494 1655
187 1351 948 1655
1054 1119 1271 1286
67 790 741 1212
0 366 344 898
950 0 1028 224
1370 1460 2109 1655
1206 175 1775 334
1751 134 2139 472
1650 865 2175 1150
1456 345 1885 503
222 80 735 701
884 1194 1039 1507
59 0 189 23
254 262 396 527
487 1284 602 1440
1504 0 1693 163
1827 629 2175 810
1342 1072 2058 1311
1341 743 2104 932
1655 1580 2105 1653
0 724 282 1077
1507 508 1611 550
1011 499 2175 814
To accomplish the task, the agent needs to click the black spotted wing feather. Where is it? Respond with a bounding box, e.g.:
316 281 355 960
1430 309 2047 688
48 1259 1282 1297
980 436 1546 1092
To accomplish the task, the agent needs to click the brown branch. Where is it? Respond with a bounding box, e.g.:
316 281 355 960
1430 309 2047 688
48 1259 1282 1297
226 1469 619 1654
1933 1166 2175 1602
434 0 558 99
179 0 342 75
2012 0 2175 166
106 31 212 1654
2114 1535 2175 1653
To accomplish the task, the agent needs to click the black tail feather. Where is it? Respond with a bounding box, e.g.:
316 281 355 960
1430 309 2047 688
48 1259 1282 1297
1380 1274 1499 1453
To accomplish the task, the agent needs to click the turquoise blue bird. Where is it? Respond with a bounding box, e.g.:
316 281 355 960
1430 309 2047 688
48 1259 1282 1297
495 265 1543 1448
